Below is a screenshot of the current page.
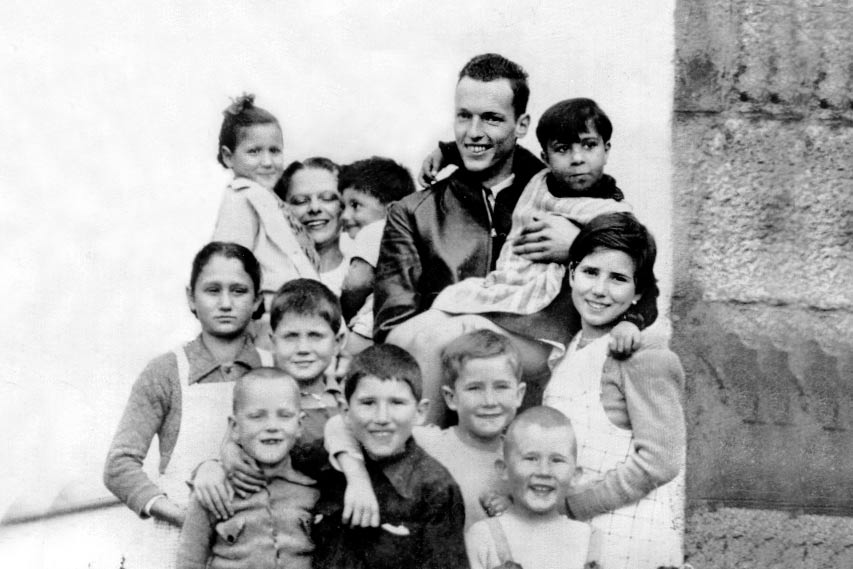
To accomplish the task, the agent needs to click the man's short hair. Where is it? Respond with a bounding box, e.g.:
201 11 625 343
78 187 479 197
343 344 423 402
270 278 342 333
459 53 530 118
440 329 522 387
338 157 415 205
504 406 577 458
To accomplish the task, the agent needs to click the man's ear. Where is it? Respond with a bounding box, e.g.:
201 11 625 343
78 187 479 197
515 113 531 139
441 385 457 412
415 399 430 426
220 146 234 168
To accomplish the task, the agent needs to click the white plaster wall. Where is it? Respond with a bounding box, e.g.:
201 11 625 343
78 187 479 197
0 1 673 563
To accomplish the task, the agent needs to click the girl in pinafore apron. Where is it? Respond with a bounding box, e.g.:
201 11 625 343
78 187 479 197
103 242 273 569
543 212 686 569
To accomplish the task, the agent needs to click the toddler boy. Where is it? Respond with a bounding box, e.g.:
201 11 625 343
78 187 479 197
337 157 415 351
177 368 319 569
465 406 591 569
325 329 526 529
314 344 468 569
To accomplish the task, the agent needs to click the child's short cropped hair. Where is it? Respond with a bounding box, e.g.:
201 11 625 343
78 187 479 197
269 278 342 334
343 344 423 402
535 97 613 149
440 329 522 387
338 157 415 205
505 406 577 458
232 367 296 413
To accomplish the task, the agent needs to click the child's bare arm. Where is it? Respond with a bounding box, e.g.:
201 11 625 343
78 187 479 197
609 320 641 358
324 414 380 527
340 258 375 321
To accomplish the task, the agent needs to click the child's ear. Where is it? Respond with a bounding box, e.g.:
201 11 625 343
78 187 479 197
540 150 548 163
415 399 430 426
441 385 457 411
220 146 234 168
515 382 527 408
185 285 197 317
334 328 347 355
570 465 584 486
227 416 239 442
495 457 508 480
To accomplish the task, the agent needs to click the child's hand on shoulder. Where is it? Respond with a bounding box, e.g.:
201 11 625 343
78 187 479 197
480 491 511 517
609 320 641 358
222 440 266 497
193 460 233 520
342 475 380 528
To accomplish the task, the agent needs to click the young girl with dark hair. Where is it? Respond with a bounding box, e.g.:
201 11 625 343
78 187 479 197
104 242 273 568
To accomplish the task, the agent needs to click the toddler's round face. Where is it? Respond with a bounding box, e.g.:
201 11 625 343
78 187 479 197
340 187 385 239
502 423 577 514
224 123 285 190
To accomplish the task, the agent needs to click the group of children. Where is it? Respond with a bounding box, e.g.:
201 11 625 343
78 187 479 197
104 81 686 569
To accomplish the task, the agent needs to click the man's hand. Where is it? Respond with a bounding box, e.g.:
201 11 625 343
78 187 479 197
511 215 580 263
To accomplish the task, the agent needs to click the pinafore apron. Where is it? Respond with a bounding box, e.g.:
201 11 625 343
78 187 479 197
543 334 684 569
139 344 273 569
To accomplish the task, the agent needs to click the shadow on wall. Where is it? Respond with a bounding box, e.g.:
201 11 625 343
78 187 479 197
672 281 853 516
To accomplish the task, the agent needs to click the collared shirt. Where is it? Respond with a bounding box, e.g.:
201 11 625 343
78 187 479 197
299 377 344 444
178 460 320 569
313 438 468 569
104 334 265 516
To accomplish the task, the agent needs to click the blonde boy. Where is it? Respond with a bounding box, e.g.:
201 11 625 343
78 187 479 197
177 368 318 569
465 406 591 569
325 329 526 529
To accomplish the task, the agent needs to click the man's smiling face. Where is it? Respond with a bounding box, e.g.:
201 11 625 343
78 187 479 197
453 77 529 187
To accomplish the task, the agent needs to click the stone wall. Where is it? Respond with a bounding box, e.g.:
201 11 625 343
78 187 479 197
673 0 853 566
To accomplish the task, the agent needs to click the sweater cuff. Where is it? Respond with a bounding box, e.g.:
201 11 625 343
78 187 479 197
142 494 167 519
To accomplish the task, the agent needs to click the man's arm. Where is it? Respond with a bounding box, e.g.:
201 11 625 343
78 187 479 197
373 201 423 343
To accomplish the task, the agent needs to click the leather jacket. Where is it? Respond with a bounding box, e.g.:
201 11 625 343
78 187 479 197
373 146 544 341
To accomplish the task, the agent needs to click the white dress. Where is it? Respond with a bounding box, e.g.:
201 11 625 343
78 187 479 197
543 334 684 569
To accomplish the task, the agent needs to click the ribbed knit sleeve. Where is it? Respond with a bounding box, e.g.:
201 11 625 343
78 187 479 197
103 353 179 516
566 348 685 520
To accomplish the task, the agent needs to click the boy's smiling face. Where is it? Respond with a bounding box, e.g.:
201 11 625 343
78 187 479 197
442 355 525 444
543 122 610 192
345 376 427 460
230 376 302 466
271 313 342 386
340 187 386 239
501 423 578 515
